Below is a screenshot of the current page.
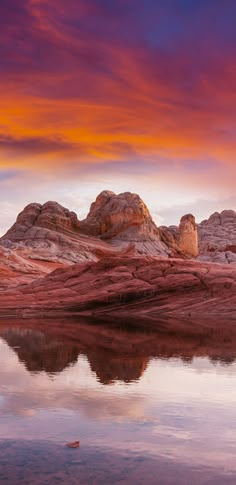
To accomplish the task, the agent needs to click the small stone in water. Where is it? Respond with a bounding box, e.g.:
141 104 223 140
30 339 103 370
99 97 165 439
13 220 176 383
66 441 80 448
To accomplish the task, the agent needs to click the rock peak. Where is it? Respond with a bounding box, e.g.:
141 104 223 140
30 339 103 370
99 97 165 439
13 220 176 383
178 214 198 257
80 190 158 240
2 200 80 242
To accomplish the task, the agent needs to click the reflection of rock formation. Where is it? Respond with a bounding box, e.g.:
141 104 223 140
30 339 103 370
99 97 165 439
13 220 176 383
2 328 79 374
1 326 150 383
0 255 235 318
88 352 149 384
1 315 236 387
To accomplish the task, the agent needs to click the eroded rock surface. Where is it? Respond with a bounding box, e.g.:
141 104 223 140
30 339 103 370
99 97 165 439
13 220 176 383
1 191 236 308
0 256 235 318
80 191 158 239
178 214 198 257
3 201 80 240
198 210 236 264
0 200 121 271
0 192 198 272
159 214 199 259
80 191 173 257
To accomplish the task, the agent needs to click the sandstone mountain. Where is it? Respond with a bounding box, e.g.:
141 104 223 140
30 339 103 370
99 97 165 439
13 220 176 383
0 191 235 321
0 191 199 280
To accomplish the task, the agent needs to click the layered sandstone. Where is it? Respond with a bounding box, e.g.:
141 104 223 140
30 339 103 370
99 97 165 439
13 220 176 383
0 256 235 318
0 200 121 269
198 210 236 264
80 190 172 256
1 192 236 290
159 214 199 258
81 190 159 239
0 244 65 289
0 192 200 271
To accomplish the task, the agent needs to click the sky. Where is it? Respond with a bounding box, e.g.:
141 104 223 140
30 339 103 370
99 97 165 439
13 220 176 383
0 0 236 234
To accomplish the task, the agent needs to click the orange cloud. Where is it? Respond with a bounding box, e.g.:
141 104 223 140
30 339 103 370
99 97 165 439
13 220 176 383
0 0 236 174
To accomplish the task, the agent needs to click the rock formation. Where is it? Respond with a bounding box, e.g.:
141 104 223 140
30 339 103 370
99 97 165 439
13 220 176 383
178 214 198 257
80 190 174 256
198 210 236 264
1 192 199 272
3 201 80 240
0 256 235 318
0 244 65 289
159 214 199 259
0 191 235 319
0 200 120 268
79 191 200 258
80 190 159 239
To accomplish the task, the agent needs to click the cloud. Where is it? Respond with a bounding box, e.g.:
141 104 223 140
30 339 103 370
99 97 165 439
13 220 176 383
0 169 22 182
0 0 235 169
0 0 235 226
0 134 75 157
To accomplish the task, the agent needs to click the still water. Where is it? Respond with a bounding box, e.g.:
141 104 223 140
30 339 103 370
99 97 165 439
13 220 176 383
0 317 236 484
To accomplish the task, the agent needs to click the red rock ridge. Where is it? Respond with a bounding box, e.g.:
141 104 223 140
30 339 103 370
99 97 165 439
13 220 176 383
0 256 235 319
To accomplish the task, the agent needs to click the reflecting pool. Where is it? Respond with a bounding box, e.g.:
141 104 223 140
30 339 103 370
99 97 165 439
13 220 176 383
0 317 236 484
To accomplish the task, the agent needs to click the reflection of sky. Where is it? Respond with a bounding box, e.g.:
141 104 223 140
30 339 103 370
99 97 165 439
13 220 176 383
1 339 236 474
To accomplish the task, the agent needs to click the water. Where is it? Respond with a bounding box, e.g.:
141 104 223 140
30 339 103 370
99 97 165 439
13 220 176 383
0 317 236 484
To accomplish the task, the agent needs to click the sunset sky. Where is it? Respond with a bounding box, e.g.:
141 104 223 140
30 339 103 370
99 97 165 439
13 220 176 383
0 0 235 233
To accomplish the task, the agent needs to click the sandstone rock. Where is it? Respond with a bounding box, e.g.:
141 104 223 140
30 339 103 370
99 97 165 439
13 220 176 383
0 256 235 318
198 210 236 264
0 192 178 263
80 191 158 239
0 200 119 269
66 441 80 448
159 216 199 259
80 191 173 257
4 191 236 295
178 214 198 257
3 201 80 240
